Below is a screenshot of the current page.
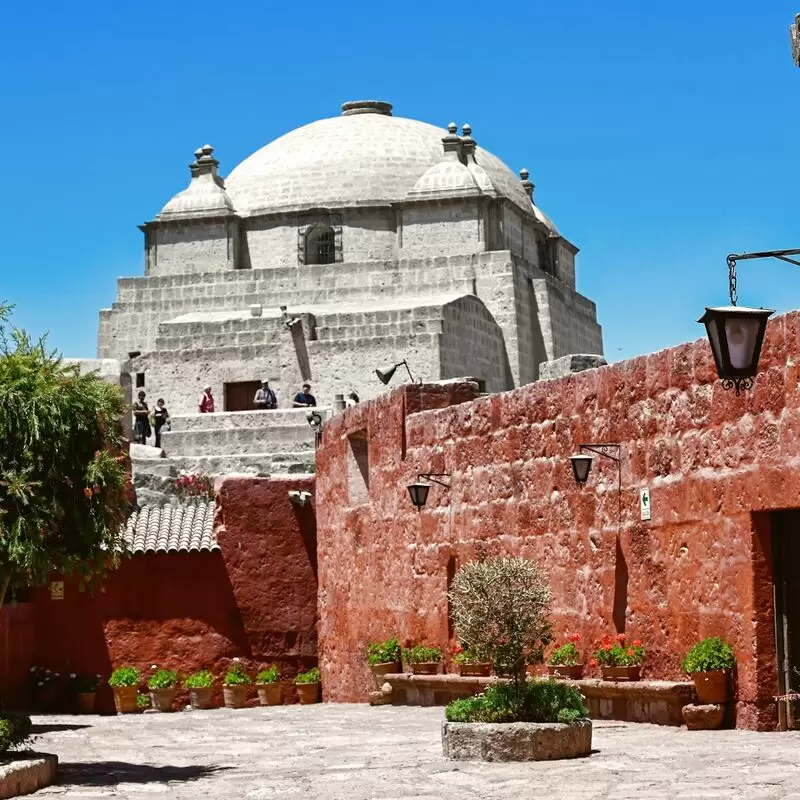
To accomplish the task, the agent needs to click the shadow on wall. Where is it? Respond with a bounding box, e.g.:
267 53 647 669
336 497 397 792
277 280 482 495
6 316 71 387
292 503 318 583
613 537 629 635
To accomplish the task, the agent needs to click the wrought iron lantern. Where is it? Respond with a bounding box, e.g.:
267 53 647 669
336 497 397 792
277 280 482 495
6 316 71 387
406 473 451 509
570 453 594 485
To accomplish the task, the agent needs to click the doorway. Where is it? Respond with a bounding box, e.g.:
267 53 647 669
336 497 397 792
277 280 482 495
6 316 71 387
224 381 261 412
772 510 800 729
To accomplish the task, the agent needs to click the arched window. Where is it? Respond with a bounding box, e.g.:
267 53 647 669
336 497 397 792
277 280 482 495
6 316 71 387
305 225 336 265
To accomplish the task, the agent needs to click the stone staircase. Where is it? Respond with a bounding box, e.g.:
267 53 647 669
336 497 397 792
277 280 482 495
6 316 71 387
131 409 320 506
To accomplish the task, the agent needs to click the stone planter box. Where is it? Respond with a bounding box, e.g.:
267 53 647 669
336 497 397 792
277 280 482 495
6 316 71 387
0 753 58 799
442 720 592 762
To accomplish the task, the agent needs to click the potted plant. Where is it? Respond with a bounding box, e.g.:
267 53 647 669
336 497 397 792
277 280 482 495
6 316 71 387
148 666 178 712
592 633 644 681
256 666 282 706
402 645 443 675
547 633 585 679
184 670 215 709
108 666 140 713
136 692 151 712
682 637 735 704
366 638 401 688
295 667 321 704
453 644 492 677
222 659 251 708
69 673 101 713
29 667 59 712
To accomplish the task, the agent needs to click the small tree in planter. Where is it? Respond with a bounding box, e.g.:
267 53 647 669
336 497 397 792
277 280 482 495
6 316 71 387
256 666 282 706
295 667 321 704
183 670 215 710
401 646 443 675
444 558 590 762
592 633 645 680
148 667 179 712
682 637 735 704
367 638 401 687
547 633 585 679
222 659 251 708
108 666 140 714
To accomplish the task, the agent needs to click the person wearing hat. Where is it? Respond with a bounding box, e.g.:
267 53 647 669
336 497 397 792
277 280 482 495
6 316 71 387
198 384 215 413
254 380 277 410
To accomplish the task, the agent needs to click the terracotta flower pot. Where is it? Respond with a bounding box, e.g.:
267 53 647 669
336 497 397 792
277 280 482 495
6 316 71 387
35 684 58 712
189 687 214 709
257 683 282 706
223 685 249 708
76 692 96 714
113 685 139 714
370 662 400 689
691 670 730 704
410 662 440 675
601 665 641 681
547 664 585 680
458 663 492 677
149 687 176 712
296 682 320 704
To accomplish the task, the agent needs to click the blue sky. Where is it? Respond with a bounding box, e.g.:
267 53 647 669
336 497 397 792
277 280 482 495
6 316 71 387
1 1 799 362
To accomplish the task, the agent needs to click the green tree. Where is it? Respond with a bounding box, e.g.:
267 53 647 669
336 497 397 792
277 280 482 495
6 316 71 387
0 304 130 606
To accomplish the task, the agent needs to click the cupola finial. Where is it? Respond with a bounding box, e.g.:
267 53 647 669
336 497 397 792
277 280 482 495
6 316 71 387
460 124 476 161
519 168 535 201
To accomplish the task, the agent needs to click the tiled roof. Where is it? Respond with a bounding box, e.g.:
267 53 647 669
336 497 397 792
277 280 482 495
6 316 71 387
123 501 219 554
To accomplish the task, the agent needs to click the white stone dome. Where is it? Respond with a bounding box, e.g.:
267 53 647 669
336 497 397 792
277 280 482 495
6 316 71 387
225 101 533 216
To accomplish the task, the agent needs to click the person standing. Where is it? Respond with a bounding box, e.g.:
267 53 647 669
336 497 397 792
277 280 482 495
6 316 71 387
153 398 170 448
292 383 316 408
254 380 277 410
198 385 215 413
132 391 151 445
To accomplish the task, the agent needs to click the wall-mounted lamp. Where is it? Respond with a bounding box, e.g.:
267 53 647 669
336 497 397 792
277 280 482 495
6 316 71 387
280 304 302 330
570 443 621 487
375 359 421 386
407 472 451 509
288 489 312 507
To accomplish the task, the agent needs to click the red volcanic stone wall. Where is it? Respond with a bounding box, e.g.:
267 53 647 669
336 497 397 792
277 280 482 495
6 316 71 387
315 312 800 730
22 476 316 712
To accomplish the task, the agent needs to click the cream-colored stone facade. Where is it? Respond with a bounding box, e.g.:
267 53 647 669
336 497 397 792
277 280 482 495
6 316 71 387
91 99 603 481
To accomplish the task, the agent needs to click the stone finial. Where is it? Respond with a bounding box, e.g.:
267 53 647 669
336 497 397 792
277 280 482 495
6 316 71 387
442 121 462 156
460 124 476 161
189 144 225 187
448 122 458 134
520 168 535 201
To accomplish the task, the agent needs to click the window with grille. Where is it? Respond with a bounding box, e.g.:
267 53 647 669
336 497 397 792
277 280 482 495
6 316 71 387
316 229 335 264
300 223 341 265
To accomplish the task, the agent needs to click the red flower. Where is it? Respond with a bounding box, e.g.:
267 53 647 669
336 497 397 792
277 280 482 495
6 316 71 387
453 645 463 654
589 658 598 668
627 649 634 657
568 632 581 643
632 639 642 647
92 484 101 495
616 633 626 643
603 644 612 651
83 487 93 499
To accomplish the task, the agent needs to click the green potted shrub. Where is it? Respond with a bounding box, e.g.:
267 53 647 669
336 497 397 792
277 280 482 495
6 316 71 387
136 692 151 712
184 670 215 709
453 644 492 677
401 645 443 675
295 667 321 704
108 666 140 713
682 637 735 704
222 659 251 708
148 666 179 712
591 633 645 680
0 713 32 757
366 638 401 687
256 665 282 706
547 633 585 679
69 673 102 713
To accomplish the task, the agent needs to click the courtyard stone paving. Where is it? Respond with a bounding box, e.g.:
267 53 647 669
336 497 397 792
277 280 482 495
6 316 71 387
22 704 800 799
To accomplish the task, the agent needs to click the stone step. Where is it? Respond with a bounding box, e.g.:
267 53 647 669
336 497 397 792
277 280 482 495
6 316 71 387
315 318 444 341
314 305 445 328
135 451 315 479
155 331 283 351
168 409 327 432
161 425 316 457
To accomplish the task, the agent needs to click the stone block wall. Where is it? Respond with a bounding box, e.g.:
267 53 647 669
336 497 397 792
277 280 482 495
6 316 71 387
147 219 236 276
315 312 800 730
400 201 484 257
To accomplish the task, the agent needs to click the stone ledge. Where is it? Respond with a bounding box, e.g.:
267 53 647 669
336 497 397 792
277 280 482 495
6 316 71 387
442 719 592 762
382 674 695 725
0 753 58 799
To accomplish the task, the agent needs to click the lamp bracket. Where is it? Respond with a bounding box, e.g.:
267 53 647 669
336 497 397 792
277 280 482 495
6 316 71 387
400 360 423 385
726 249 800 305
578 443 620 463
418 472 451 488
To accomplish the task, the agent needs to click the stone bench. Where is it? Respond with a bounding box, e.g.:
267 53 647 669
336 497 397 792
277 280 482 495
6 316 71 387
381 674 695 726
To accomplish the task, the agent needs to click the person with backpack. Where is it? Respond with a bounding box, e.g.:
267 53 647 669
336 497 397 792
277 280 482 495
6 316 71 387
254 380 277 410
